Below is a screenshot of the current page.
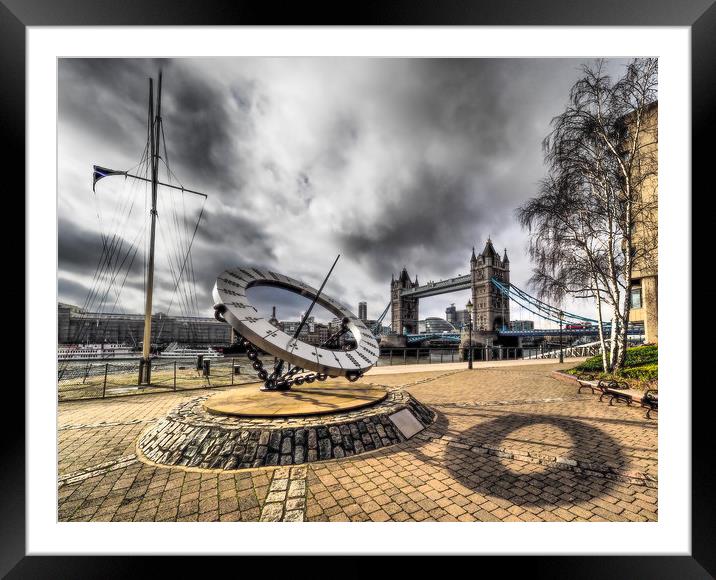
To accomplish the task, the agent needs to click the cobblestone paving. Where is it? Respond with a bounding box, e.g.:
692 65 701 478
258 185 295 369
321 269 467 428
136 388 434 469
57 362 658 522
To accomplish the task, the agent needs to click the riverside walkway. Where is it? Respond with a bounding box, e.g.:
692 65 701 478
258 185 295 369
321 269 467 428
58 360 657 522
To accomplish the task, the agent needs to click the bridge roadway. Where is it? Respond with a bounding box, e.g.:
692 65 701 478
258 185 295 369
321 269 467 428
399 274 472 299
396 327 644 345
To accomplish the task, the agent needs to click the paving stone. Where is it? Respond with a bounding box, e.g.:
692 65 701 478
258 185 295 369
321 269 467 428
260 503 283 522
318 439 332 460
288 480 306 498
59 363 657 523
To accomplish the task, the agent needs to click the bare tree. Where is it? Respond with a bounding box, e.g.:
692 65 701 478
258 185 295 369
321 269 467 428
517 58 658 372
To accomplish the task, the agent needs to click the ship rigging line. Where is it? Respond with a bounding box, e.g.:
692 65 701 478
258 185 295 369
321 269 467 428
161 123 202 329
96 227 145 342
73 153 151 344
156 199 206 342
154 122 204 342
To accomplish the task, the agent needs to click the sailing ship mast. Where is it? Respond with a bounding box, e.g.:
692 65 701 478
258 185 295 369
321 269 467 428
140 72 161 384
92 71 208 385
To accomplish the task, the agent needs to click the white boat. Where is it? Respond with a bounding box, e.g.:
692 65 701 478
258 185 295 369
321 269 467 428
58 343 136 361
157 342 223 359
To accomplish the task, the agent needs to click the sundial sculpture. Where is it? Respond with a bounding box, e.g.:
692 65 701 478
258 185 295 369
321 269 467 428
212 255 379 391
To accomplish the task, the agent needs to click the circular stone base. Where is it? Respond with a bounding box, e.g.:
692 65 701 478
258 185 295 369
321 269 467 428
203 381 388 417
136 386 435 471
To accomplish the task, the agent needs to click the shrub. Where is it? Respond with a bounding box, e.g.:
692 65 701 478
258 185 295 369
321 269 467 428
571 344 657 374
568 345 658 386
623 345 658 367
619 363 658 382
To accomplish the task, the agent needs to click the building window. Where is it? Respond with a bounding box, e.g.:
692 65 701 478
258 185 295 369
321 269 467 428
630 284 642 309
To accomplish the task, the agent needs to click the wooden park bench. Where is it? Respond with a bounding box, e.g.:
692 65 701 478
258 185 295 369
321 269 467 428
600 379 658 419
576 377 599 394
576 376 658 419
642 389 658 419
597 378 631 402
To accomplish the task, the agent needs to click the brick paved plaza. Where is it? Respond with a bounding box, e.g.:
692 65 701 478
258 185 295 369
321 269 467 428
57 361 657 522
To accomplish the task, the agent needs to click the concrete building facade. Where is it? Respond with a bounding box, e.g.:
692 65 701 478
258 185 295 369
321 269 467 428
58 303 231 346
626 102 658 344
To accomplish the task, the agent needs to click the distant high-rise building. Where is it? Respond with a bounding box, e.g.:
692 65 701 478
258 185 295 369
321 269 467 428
448 309 471 329
358 301 367 321
509 320 534 331
268 306 279 327
445 303 457 326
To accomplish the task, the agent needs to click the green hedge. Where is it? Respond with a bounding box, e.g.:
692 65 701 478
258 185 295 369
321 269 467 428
619 363 658 382
570 345 658 382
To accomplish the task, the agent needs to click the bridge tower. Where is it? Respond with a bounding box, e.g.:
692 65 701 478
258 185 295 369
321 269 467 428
391 267 419 334
470 239 511 332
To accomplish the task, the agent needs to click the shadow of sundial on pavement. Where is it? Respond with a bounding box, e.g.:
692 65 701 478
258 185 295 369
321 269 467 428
409 410 629 508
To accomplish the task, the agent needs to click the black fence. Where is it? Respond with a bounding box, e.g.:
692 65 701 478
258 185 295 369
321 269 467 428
57 357 257 401
376 345 563 365
57 345 576 401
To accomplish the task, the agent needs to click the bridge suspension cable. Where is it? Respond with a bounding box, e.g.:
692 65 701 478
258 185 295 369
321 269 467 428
372 301 391 335
490 278 599 326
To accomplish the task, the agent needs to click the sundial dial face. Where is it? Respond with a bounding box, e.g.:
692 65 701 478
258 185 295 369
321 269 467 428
212 267 379 377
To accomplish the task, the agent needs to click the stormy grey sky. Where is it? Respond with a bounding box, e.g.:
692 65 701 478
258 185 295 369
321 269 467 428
58 57 631 326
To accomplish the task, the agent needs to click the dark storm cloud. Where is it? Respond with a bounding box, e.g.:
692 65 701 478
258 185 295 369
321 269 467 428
59 58 253 194
183 206 278 296
339 168 480 279
335 59 577 282
58 277 92 307
334 58 631 293
58 57 633 320
59 59 168 155
159 69 256 193
58 219 107 273
199 207 274 255
58 219 144 287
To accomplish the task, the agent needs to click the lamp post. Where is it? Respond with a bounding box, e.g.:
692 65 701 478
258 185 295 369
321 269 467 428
466 299 474 369
559 310 564 364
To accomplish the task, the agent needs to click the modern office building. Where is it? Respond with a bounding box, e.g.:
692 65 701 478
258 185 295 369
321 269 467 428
445 304 457 326
358 301 367 321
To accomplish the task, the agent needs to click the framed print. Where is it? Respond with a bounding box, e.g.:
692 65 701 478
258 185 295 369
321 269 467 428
6 0 713 576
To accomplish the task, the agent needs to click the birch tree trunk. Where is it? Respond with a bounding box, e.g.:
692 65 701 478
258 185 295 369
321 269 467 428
594 278 609 372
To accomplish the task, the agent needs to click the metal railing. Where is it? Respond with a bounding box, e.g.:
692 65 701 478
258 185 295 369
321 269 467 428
523 344 601 360
57 344 600 401
57 357 258 401
375 345 582 366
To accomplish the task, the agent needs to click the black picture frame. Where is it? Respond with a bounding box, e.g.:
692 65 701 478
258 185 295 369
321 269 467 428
6 0 712 576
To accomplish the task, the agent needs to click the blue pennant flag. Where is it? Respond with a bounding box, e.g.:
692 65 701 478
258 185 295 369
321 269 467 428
92 165 125 192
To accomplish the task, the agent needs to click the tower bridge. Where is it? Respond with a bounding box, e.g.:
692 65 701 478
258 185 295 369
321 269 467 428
391 238 510 337
384 238 642 350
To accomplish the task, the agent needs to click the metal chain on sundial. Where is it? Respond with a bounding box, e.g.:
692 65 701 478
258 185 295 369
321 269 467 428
217 304 363 390
240 337 335 391
239 336 363 390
